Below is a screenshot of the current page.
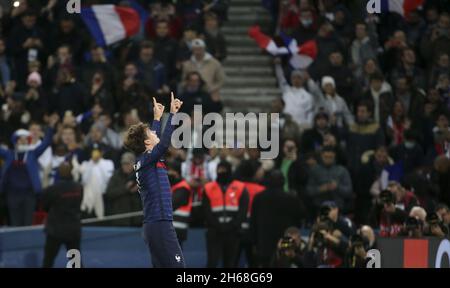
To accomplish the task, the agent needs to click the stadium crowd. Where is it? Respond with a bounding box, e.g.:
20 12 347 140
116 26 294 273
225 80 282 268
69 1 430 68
0 0 449 268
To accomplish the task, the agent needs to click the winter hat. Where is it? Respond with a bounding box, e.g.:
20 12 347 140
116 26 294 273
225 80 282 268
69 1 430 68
11 129 31 145
321 76 335 89
27 71 42 86
191 38 206 48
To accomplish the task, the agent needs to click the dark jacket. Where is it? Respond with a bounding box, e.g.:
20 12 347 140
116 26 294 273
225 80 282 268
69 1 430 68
154 36 179 84
204 30 227 62
346 122 385 173
250 188 302 267
104 169 142 226
389 143 424 175
362 90 394 128
179 88 223 114
43 179 83 240
49 81 88 116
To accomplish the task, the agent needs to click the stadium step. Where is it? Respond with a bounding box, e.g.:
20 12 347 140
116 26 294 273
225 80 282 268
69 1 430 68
220 0 280 113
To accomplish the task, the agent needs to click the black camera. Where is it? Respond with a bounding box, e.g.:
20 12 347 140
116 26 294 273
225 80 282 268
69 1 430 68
405 216 421 231
379 190 395 205
279 236 295 251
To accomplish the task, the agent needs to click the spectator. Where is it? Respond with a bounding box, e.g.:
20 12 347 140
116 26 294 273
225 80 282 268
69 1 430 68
386 100 410 147
308 22 345 81
78 148 114 218
394 76 426 121
306 146 353 214
429 53 449 87
202 12 227 62
327 51 354 106
390 130 425 175
346 101 384 173
291 8 318 45
153 20 179 86
28 122 53 188
390 47 427 90
202 161 249 268
88 71 115 114
250 170 302 268
318 76 354 129
301 111 339 154
179 71 223 115
0 116 57 226
98 113 122 151
24 71 47 121
42 162 83 268
81 45 116 95
275 60 316 128
269 98 301 142
362 72 394 127
181 38 225 100
8 10 46 89
49 15 87 65
49 67 88 116
420 13 450 70
0 37 12 87
135 41 167 94
177 26 199 63
275 139 308 197
104 152 141 226
350 22 379 80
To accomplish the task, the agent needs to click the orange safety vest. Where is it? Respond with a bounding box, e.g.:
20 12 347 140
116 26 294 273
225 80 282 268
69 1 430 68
204 180 246 224
241 182 265 229
171 180 193 230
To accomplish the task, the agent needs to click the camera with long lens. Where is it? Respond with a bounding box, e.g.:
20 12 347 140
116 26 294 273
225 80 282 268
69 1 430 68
405 216 420 232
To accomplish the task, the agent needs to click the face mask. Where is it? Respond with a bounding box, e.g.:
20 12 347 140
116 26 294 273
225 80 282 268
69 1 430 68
301 19 313 27
168 174 180 184
216 171 231 185
404 141 415 149
16 144 30 152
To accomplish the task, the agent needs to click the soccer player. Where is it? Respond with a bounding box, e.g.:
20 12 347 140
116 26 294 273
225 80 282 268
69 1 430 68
124 93 184 268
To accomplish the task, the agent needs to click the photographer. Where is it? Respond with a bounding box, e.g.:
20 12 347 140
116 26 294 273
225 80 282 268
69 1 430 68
320 201 355 238
369 190 407 237
345 234 370 268
424 212 449 238
271 227 305 268
398 216 424 238
303 207 349 268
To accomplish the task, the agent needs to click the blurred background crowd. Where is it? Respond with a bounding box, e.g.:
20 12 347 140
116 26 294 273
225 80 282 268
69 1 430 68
0 0 449 268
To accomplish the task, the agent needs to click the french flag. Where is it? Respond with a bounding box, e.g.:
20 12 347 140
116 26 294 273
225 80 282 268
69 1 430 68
248 25 317 69
381 0 425 18
81 5 140 47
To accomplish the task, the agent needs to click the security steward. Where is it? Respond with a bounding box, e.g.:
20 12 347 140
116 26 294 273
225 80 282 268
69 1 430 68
203 161 249 268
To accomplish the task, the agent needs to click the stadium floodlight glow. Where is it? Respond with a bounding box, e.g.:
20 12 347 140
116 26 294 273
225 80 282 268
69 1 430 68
13 1 20 8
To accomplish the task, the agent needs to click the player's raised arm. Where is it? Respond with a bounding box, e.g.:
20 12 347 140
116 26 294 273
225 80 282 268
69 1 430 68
151 97 164 137
170 91 183 114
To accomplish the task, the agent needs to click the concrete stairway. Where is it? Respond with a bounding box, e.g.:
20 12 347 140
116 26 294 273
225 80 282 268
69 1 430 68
221 0 281 114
